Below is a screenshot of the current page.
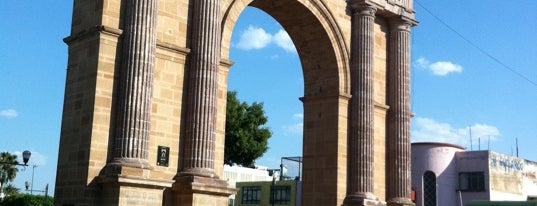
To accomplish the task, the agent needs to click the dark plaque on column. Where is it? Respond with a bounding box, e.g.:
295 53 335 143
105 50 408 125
157 146 170 167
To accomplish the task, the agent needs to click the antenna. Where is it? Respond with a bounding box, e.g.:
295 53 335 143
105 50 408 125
478 137 481 150
469 126 473 150
516 138 519 157
488 136 490 150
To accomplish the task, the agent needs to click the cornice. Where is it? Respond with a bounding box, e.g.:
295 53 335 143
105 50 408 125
63 25 123 46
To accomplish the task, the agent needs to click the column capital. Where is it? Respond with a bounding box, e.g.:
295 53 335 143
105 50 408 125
389 16 418 32
350 3 377 17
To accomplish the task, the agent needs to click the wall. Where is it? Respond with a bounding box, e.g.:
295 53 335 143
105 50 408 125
489 151 537 201
456 151 491 206
411 142 465 206
236 180 299 206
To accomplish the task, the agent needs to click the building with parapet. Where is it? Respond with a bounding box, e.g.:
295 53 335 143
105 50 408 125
411 142 537 206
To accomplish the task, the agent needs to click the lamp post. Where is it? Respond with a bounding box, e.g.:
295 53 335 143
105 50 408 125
30 165 37 195
0 150 31 199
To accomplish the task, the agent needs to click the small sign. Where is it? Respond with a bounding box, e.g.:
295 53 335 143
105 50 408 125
157 146 170 167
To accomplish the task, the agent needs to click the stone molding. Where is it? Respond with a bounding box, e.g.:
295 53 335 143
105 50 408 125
97 174 174 190
63 25 122 45
299 93 352 103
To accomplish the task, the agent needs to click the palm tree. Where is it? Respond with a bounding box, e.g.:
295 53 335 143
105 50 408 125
3 183 20 196
0 152 19 194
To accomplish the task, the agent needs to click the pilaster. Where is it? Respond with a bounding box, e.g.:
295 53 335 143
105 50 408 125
344 3 378 206
386 17 415 206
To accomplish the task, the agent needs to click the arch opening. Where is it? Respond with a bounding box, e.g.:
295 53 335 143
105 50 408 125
423 171 437 206
221 0 350 205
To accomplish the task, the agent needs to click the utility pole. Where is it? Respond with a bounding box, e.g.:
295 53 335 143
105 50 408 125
31 165 37 195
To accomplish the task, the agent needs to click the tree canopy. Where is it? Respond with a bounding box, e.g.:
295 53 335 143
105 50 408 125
225 91 271 167
0 152 19 193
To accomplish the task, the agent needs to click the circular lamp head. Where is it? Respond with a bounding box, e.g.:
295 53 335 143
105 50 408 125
22 150 31 165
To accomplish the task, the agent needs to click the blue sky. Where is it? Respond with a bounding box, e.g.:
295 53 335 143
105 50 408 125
1 0 536 196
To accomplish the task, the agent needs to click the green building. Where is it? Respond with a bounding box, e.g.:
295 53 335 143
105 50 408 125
235 180 301 206
468 201 537 206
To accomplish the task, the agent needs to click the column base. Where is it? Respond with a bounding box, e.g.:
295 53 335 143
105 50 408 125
109 157 153 170
93 167 174 206
172 174 236 206
343 193 384 206
387 198 415 206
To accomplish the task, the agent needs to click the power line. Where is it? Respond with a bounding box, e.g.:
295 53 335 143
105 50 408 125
414 0 537 88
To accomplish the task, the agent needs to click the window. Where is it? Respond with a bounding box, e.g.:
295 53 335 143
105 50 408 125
241 186 261 204
423 171 437 206
459 172 485 191
270 186 291 205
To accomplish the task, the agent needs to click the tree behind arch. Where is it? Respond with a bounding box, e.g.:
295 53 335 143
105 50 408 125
225 91 271 167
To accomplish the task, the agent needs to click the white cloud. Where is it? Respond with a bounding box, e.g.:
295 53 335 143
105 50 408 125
430 61 463 76
416 57 429 68
0 109 18 118
283 113 304 136
412 117 500 148
235 26 296 53
235 26 272 50
273 29 296 53
283 123 303 136
416 57 463 76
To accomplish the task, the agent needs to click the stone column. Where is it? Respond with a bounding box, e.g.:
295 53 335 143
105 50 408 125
112 0 158 169
173 1 235 205
344 3 378 206
179 0 221 178
387 17 414 206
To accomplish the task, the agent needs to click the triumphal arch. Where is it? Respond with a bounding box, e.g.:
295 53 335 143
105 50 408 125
55 0 417 205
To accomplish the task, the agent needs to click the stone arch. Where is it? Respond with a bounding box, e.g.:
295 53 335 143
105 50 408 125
54 0 417 205
219 1 352 205
221 0 350 96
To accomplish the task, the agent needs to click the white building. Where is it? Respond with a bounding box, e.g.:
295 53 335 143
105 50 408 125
223 165 273 205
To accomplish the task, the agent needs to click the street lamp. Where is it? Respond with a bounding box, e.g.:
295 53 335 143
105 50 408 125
22 150 31 166
0 150 31 166
0 150 31 199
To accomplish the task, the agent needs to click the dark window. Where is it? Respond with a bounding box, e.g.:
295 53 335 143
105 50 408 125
459 172 485 191
241 186 261 204
423 171 437 206
270 186 291 205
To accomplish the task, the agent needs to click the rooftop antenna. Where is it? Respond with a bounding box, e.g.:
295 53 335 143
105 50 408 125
515 138 518 157
469 126 473 150
478 137 481 150
487 136 490 151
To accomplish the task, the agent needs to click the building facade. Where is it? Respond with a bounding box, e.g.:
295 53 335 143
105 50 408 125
55 0 418 205
235 180 301 206
412 142 537 206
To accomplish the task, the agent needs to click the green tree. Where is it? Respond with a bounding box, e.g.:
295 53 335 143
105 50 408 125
2 184 19 196
0 194 53 206
0 152 19 194
225 91 271 167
